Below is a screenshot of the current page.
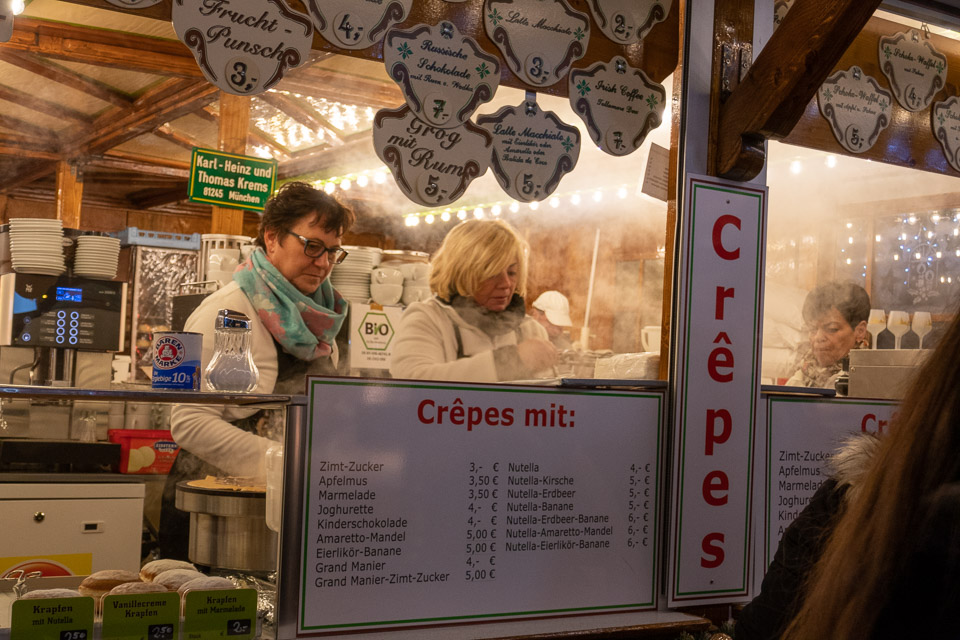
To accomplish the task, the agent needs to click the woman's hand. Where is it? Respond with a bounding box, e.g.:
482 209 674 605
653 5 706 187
517 338 559 372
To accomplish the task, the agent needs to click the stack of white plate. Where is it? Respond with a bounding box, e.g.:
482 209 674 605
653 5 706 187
8 218 65 276
74 235 121 280
331 246 382 302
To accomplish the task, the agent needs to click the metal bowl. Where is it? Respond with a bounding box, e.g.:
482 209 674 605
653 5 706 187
175 481 277 574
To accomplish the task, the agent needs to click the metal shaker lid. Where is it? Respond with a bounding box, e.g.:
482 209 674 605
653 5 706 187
215 308 252 330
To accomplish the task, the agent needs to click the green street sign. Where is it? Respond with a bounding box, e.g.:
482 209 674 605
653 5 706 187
188 148 277 211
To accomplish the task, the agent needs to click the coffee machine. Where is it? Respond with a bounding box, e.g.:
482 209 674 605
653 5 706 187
0 273 126 440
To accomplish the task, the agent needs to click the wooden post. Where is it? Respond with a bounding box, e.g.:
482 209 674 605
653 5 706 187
210 91 250 235
56 160 84 228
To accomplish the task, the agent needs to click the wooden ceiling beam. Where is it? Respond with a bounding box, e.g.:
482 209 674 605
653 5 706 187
0 50 131 108
0 113 60 142
95 152 191 176
2 17 201 78
155 123 205 152
127 183 190 210
278 134 375 179
200 105 292 161
278 68 402 110
0 84 91 124
715 0 883 180
256 91 344 146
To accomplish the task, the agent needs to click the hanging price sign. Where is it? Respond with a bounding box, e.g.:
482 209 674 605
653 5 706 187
373 105 492 207
104 0 161 7
878 29 947 112
484 0 590 87
307 0 412 50
384 21 501 128
817 66 893 154
587 0 672 45
569 56 666 157
477 97 580 202
172 0 313 96
932 96 960 172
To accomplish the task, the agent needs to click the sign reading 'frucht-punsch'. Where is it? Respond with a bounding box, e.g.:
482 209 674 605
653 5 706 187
188 148 277 211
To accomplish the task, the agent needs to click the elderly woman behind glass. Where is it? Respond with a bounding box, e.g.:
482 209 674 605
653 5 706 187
786 282 870 388
390 219 557 382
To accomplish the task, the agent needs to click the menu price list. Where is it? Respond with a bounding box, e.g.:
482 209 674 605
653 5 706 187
301 382 664 632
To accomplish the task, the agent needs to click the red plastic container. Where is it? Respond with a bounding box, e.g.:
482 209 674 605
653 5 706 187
108 429 180 474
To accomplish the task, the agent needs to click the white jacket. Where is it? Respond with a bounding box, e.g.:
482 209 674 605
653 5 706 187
170 281 336 477
389 297 549 382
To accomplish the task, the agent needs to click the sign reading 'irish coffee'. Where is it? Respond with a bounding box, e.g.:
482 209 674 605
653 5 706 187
173 0 314 96
373 105 492 207
384 21 501 129
307 0 412 51
477 98 581 202
484 0 590 87
569 56 666 157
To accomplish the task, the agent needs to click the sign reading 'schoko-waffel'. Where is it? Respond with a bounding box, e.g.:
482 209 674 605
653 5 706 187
188 148 278 211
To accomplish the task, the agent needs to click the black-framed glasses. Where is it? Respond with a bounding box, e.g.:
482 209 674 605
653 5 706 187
285 230 348 264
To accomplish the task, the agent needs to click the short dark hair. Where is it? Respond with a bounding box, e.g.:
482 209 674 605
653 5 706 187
802 282 870 328
256 181 355 248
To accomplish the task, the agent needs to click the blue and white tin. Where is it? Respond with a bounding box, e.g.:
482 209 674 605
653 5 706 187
151 331 202 390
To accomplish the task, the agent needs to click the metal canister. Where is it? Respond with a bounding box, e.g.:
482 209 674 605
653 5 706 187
151 331 202 390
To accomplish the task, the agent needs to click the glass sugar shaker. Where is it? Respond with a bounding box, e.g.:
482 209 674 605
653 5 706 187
204 309 260 392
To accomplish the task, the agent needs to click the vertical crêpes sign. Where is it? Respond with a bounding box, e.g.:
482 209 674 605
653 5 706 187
104 0 162 7
373 105 493 207
484 0 590 87
384 21 501 128
477 98 581 202
878 29 947 112
817 66 892 154
173 0 314 96
306 0 412 50
587 0 672 45
569 56 666 157
932 97 960 173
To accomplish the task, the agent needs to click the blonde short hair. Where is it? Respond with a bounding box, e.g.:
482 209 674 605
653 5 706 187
429 219 529 302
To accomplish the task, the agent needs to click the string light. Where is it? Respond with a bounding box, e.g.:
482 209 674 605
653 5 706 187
549 197 560 208
457 209 467 220
356 175 369 188
425 214 435 224
570 193 581 205
529 201 540 210
491 205 502 216
473 207 484 219
339 179 351 191
441 210 451 222
374 171 387 184
509 202 520 213
324 182 336 194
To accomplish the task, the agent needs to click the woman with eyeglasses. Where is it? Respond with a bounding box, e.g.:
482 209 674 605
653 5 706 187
389 219 557 382
161 181 353 559
785 282 870 388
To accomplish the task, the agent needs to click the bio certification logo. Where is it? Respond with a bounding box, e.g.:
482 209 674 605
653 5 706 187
359 312 395 351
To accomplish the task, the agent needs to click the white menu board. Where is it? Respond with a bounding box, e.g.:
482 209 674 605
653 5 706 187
761 396 896 567
299 379 664 633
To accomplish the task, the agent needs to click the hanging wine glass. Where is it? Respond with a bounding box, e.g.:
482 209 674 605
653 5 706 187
887 310 910 350
867 309 886 349
912 311 932 349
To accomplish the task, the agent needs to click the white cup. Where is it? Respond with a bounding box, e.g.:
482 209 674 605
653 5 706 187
372 267 404 286
371 283 403 305
641 326 661 352
402 286 432 305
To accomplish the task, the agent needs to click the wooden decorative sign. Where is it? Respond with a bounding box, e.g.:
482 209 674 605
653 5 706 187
879 29 947 112
172 0 313 96
373 105 493 207
932 96 960 172
307 0 412 50
588 0 672 45
569 56 666 157
773 0 794 30
383 21 501 128
477 97 580 202
105 0 162 7
484 0 590 87
817 66 893 154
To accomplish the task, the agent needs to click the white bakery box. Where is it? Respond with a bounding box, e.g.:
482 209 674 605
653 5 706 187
0 479 144 627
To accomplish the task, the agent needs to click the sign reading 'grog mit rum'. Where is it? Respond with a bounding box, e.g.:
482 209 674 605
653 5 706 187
189 148 278 211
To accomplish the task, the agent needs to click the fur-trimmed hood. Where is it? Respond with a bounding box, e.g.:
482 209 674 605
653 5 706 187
829 432 883 504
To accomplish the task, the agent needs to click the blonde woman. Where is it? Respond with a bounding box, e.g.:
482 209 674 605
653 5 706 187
390 219 557 382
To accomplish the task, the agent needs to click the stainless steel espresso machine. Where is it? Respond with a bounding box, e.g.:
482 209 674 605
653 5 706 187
0 272 126 442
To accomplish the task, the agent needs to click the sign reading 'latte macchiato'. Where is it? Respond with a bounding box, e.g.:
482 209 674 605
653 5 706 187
173 0 314 96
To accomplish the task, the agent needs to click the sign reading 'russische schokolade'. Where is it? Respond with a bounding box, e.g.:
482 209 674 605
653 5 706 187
188 148 277 211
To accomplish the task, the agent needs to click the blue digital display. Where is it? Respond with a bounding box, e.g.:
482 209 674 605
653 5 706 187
56 287 83 302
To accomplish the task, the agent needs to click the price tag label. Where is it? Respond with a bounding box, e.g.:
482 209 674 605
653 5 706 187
101 593 180 640
182 589 257 639
10 597 94 640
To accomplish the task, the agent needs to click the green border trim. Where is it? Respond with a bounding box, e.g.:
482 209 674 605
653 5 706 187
188 147 278 211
